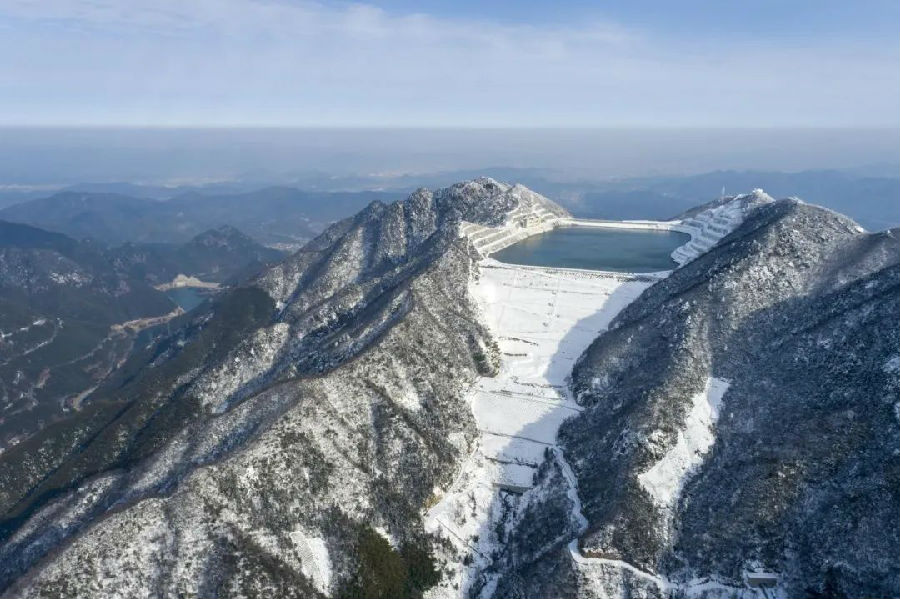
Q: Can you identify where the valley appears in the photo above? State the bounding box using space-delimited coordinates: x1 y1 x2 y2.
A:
425 261 654 597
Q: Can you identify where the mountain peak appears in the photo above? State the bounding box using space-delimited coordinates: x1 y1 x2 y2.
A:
743 188 774 202
430 177 566 229
190 224 254 247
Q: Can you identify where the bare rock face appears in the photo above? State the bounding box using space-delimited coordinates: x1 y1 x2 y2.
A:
0 178 549 598
492 200 900 598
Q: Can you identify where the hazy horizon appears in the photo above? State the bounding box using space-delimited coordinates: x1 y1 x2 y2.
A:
2 127 897 190
4 2 897 191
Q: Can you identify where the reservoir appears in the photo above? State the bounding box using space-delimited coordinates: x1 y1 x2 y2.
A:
165 287 210 312
491 226 690 272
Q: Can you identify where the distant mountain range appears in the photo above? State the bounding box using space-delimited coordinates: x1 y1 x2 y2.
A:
108 225 285 286
0 188 403 247
561 169 900 232
1 170 896 250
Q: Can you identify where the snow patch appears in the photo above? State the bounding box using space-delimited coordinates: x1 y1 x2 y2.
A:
289 530 331 594
671 191 774 265
190 322 290 412
638 377 730 510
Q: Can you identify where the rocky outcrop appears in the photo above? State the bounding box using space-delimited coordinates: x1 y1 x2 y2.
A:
492 200 900 598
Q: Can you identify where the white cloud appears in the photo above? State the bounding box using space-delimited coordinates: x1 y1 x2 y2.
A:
0 0 897 126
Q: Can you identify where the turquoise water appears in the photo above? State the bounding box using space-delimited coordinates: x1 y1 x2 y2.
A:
165 287 208 311
492 226 690 272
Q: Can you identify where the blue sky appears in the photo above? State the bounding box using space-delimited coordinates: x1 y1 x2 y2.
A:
1 0 897 127
370 0 899 39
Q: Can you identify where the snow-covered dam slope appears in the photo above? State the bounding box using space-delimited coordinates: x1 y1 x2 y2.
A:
425 260 656 597
471 261 657 492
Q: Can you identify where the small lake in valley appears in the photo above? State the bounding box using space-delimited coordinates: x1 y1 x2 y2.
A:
491 226 690 272
165 287 211 311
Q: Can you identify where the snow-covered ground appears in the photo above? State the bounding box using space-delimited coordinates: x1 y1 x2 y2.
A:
425 260 654 597
471 262 654 489
638 377 730 513
425 193 773 598
289 529 331 594
459 185 565 255
672 190 774 265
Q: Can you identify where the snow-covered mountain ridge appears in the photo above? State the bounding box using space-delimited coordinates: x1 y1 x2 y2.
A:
458 181 569 255
490 199 899 598
0 179 522 598
670 189 774 264
0 179 895 599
